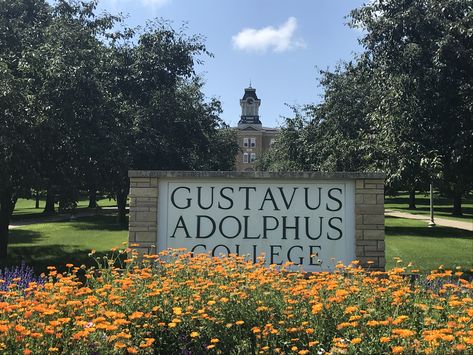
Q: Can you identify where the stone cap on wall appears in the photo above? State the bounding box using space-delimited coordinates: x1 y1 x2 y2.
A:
129 170 385 180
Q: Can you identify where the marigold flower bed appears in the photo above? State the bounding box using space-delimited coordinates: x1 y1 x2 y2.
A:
0 250 472 354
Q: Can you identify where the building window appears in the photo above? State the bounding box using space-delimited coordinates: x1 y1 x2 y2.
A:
243 138 249 147
250 137 256 147
243 153 249 163
250 153 256 162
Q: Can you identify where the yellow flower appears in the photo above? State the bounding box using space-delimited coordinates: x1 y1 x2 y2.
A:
190 331 199 338
168 322 177 328
210 338 219 343
236 320 244 325
351 338 362 344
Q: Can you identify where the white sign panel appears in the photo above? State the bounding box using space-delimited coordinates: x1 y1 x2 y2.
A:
158 179 355 271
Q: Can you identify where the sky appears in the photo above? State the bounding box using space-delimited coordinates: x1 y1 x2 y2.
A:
98 0 368 127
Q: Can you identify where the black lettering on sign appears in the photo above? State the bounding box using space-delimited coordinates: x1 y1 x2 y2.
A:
239 187 256 210
278 187 298 209
171 187 191 209
309 246 322 265
197 186 214 210
212 244 231 257
170 216 191 238
263 216 279 239
282 216 299 240
219 216 241 239
218 187 234 210
327 217 343 240
304 216 323 240
243 216 261 239
196 215 216 238
326 188 343 211
304 187 322 210
270 245 283 265
191 244 207 253
287 245 304 265
259 188 280 211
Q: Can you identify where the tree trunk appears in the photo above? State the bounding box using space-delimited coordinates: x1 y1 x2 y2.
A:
452 189 463 217
44 187 55 214
0 189 14 259
35 190 40 209
408 188 416 209
117 191 127 227
88 188 98 209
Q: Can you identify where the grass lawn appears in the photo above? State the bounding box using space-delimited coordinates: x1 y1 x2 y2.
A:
3 213 471 275
3 215 127 274
385 216 473 271
385 192 473 222
12 196 118 220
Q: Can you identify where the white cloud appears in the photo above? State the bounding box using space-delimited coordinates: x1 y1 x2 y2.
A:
232 17 306 53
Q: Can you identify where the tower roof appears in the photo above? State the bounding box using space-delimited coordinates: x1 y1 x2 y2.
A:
242 87 259 101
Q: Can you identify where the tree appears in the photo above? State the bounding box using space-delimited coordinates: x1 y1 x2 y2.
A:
350 0 473 215
103 22 238 224
1 0 239 257
0 0 51 257
260 62 379 174
263 0 472 215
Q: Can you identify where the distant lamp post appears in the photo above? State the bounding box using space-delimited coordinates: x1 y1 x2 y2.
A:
428 182 436 227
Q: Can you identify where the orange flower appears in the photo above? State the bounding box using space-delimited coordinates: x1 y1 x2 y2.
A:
392 346 404 353
114 342 126 349
351 338 362 344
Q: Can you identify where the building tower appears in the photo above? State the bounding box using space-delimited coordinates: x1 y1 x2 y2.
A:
239 86 262 127
235 86 278 171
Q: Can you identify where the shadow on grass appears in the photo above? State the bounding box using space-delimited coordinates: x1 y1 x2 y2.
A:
9 229 43 244
386 216 473 240
0 245 102 275
70 215 129 232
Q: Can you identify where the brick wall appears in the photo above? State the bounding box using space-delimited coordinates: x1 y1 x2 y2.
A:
354 179 385 270
129 177 159 256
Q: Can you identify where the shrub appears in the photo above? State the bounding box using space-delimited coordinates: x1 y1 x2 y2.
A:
0 249 472 354
0 262 44 292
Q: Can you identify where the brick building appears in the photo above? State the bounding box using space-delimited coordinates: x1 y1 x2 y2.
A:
234 86 278 171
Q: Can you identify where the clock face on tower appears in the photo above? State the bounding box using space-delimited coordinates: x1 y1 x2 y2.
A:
247 98 254 105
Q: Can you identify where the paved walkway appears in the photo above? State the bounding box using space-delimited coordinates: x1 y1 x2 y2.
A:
385 209 473 232
8 208 118 229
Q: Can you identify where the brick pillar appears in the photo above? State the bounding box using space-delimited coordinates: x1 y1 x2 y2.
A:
128 177 159 255
355 179 385 270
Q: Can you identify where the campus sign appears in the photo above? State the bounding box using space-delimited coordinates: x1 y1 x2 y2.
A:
129 171 386 271
158 180 355 270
